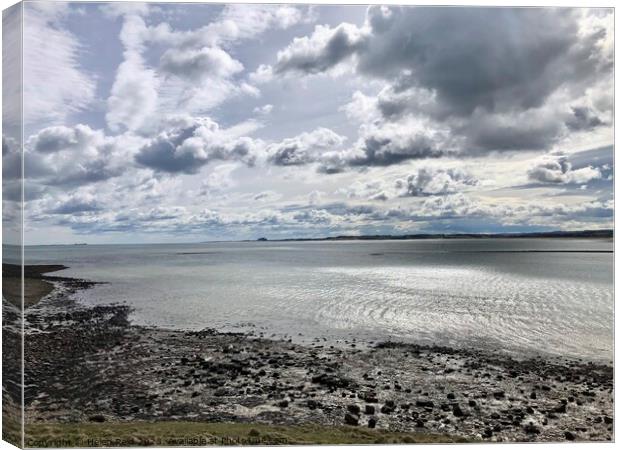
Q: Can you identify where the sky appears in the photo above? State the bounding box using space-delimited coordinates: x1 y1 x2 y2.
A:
1 2 614 245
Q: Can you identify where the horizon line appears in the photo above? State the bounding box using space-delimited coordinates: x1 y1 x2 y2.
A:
10 228 614 247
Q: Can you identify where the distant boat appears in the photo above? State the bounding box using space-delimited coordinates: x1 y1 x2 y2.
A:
73 243 88 246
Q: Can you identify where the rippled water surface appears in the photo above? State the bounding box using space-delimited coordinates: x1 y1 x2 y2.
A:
22 238 613 361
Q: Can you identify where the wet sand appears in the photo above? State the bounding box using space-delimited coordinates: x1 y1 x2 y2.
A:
4 265 614 444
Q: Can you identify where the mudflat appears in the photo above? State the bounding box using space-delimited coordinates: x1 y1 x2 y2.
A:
2 264 69 308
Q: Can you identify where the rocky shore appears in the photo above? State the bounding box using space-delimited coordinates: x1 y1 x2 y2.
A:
13 268 615 443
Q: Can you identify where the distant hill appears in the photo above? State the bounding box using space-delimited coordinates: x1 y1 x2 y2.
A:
257 229 613 242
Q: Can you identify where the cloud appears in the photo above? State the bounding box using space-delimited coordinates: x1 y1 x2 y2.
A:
269 6 613 163
347 121 449 167
22 124 135 188
106 14 159 133
159 46 243 82
253 191 282 202
199 163 238 196
29 124 104 153
340 180 389 201
396 167 478 197
135 117 262 174
47 192 102 215
565 106 606 131
274 23 366 75
527 151 602 184
253 104 274 115
275 7 610 117
105 4 313 131
462 109 565 152
219 4 309 38
267 128 346 166
340 166 478 201
23 3 96 126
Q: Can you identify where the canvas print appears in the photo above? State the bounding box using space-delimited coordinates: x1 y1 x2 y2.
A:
2 1 614 447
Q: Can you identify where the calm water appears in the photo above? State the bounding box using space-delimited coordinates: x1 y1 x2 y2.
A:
16 238 614 361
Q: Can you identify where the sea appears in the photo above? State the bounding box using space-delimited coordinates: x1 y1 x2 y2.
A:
11 238 614 362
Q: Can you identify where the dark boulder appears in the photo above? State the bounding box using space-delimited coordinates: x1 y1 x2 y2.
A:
344 413 359 426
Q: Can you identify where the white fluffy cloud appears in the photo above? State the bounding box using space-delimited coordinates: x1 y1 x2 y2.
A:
396 167 478 197
23 124 142 188
105 4 312 132
267 127 346 167
527 152 602 185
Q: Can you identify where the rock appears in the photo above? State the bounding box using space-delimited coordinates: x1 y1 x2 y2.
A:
530 392 537 400
345 413 359 426
368 417 377 428
415 400 434 408
311 373 352 389
278 400 289 408
468 400 477 407
365 405 375 415
307 400 319 410
347 404 361 415
493 391 505 400
359 392 379 403
524 422 540 434
380 404 395 414
452 404 465 417
447 393 456 400
415 419 425 428
565 431 576 441
88 415 106 422
483 428 493 438
555 403 567 414
604 416 613 424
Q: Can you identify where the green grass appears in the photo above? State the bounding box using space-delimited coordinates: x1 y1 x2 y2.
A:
24 422 469 447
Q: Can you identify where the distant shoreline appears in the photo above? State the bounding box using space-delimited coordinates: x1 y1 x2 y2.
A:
10 229 613 247
248 229 613 243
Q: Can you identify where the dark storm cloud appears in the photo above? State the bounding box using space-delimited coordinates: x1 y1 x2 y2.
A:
462 115 564 152
277 7 610 117
565 106 606 131
349 132 444 167
271 6 612 163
